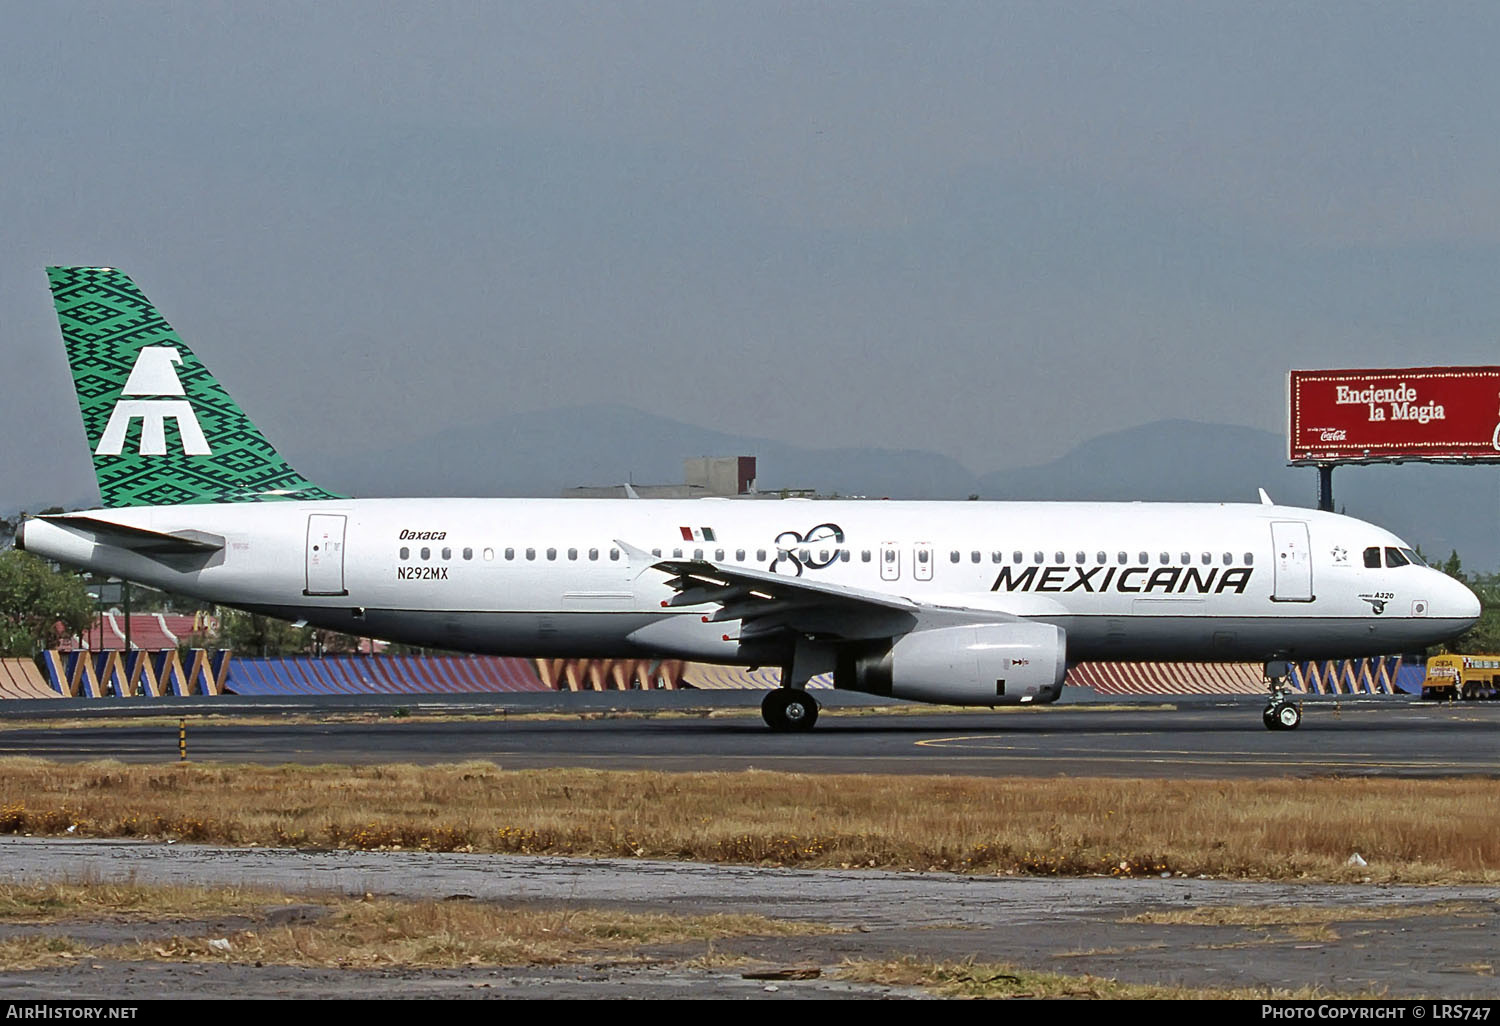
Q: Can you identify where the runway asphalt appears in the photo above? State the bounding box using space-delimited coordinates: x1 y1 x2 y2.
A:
0 690 1497 779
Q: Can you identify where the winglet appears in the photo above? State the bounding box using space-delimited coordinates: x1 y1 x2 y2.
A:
612 538 665 579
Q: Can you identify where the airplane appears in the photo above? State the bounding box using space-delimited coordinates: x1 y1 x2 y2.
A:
17 267 1482 731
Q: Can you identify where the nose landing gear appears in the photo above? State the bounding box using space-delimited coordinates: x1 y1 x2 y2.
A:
1262 658 1302 730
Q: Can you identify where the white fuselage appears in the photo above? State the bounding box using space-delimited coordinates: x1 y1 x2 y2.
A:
21 498 1480 674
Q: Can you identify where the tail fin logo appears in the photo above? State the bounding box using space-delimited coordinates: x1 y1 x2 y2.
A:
95 346 212 457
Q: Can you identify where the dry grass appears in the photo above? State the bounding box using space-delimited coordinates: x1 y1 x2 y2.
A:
837 956 1378 999
1126 903 1483 927
0 880 299 920
0 881 836 971
1 758 1498 881
118 900 832 969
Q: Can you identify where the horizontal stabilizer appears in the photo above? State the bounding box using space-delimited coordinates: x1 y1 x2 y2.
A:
41 515 225 555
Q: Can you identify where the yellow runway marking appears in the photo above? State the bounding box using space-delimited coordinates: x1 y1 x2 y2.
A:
912 735 1495 771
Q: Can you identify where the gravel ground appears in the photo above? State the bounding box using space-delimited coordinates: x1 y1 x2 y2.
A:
0 837 1495 999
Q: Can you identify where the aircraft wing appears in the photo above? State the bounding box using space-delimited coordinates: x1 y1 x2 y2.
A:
642 553 1025 643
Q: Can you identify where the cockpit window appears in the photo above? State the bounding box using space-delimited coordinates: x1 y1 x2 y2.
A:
1385 547 1409 568
1363 547 1381 569
1400 547 1425 567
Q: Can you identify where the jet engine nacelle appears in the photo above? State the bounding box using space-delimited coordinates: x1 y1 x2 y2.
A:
835 622 1067 705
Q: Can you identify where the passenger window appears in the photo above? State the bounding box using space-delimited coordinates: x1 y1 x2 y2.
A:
609 548 620 561
1201 552 1211 565
840 550 850 562
694 548 704 560
1075 551 1085 564
1013 551 1023 564
885 550 896 563
757 549 767 562
1138 552 1148 565
1117 552 1128 565
588 548 598 560
546 548 557 561
1222 552 1232 565
567 548 577 560
420 547 430 561
1180 552 1190 564
1385 547 1408 567
526 548 536 560
820 549 830 562
972 551 981 563
1054 551 1064 563
1096 551 1107 565
399 547 409 560
862 550 872 562
801 548 812 562
442 547 452 560
948 551 958 563
1033 551 1044 564
1159 552 1170 565
504 547 515 560
652 549 661 557
673 548 683 558
736 549 746 561
918 550 931 564
483 548 494 561
1244 553 1254 565
715 549 725 561
463 548 473 560
992 551 1002 563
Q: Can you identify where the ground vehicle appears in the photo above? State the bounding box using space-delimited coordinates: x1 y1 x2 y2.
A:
1421 653 1500 700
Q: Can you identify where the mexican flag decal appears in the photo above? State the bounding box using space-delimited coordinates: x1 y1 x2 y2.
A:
679 526 716 542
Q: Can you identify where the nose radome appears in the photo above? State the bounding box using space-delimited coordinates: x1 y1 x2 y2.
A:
1449 576 1482 625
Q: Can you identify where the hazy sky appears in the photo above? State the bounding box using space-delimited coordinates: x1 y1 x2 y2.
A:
4 2 1499 507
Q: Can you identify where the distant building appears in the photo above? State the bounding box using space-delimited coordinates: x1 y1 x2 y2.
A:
564 456 759 499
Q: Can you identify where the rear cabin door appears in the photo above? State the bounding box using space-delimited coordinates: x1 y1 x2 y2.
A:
913 542 934 581
305 514 348 596
1270 520 1313 602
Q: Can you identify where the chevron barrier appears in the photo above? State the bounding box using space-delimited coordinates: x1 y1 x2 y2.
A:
39 650 230 698
12 651 1424 699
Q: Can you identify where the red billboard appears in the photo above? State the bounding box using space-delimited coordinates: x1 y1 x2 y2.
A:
1288 367 1500 463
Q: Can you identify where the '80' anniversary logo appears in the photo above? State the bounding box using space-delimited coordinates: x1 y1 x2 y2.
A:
769 523 845 576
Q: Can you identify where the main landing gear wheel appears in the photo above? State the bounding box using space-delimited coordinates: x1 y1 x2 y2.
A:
762 688 819 732
1263 700 1302 731
1261 658 1302 731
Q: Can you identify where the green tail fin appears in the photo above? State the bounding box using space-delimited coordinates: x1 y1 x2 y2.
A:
46 266 343 507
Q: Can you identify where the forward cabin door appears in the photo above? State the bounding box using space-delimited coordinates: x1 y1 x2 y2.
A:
305 514 348 596
1270 521 1313 602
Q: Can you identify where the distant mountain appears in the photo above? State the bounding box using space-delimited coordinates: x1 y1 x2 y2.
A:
980 420 1497 571
979 420 1309 503
304 407 1498 571
305 403 979 501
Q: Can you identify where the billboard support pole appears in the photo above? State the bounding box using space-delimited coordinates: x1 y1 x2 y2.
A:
1316 464 1335 513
